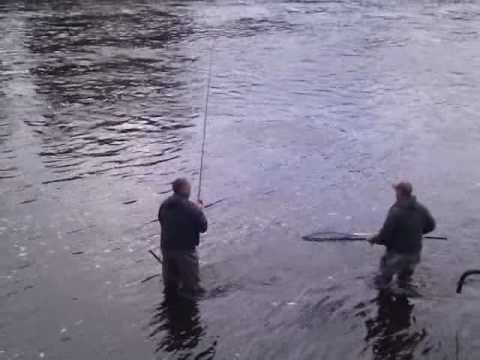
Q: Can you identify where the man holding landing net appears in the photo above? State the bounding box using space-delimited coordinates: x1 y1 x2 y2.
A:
369 182 436 288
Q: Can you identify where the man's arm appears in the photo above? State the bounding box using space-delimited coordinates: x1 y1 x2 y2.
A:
189 202 208 233
422 206 436 234
370 208 398 246
197 209 208 233
158 204 164 224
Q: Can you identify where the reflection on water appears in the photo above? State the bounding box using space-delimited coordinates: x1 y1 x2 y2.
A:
149 292 217 359
364 291 426 360
27 8 196 184
1 2 202 185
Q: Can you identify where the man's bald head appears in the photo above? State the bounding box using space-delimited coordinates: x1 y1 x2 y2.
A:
172 178 191 198
393 181 413 201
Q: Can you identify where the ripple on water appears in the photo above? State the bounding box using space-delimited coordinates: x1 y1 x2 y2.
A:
0 116 18 180
13 8 203 184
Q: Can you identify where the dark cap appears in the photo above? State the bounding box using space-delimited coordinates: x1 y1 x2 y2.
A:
393 181 413 196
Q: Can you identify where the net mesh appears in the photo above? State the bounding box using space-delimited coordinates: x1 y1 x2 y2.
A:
302 231 368 242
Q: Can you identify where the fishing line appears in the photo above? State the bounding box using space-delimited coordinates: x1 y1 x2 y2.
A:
197 41 215 201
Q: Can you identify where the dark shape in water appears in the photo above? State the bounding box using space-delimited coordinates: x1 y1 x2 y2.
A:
148 291 216 359
363 290 427 360
456 269 480 294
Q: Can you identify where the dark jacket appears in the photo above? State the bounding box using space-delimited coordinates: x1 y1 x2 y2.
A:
372 196 436 254
158 194 208 251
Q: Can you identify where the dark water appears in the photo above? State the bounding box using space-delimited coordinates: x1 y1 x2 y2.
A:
2 0 480 359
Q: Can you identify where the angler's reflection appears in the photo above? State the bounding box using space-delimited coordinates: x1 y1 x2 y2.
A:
148 291 216 358
364 291 426 360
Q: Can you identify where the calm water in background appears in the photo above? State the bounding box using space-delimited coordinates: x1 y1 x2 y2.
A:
2 0 480 359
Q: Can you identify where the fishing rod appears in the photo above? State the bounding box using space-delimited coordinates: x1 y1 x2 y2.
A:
149 249 163 264
197 41 215 202
148 43 216 266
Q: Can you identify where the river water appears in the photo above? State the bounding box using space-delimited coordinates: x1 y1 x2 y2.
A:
2 0 480 359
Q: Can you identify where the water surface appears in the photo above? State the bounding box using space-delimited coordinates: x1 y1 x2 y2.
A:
2 0 480 359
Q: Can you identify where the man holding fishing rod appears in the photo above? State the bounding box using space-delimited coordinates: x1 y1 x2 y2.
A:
158 178 208 298
369 182 436 288
155 44 213 299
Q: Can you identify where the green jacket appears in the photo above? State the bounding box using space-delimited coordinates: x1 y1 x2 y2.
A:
158 194 208 251
372 196 436 254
